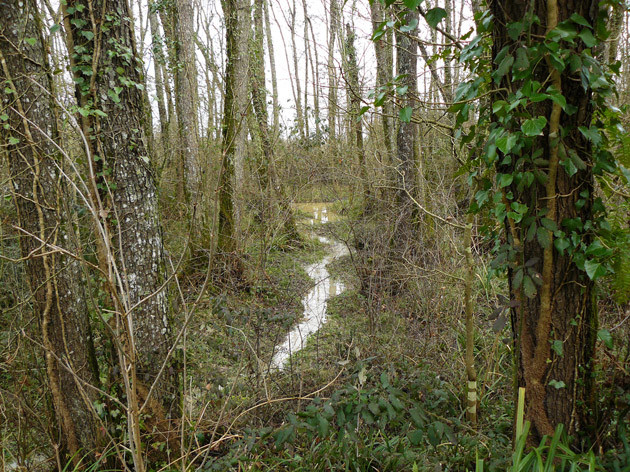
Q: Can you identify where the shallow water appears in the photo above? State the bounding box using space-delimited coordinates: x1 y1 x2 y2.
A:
270 206 347 369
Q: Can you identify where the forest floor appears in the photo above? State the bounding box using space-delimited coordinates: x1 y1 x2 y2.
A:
175 198 630 471
183 203 522 471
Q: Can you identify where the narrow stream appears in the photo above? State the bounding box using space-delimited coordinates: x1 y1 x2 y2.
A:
270 204 348 369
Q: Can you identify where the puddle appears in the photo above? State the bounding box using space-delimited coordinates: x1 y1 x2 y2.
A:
270 205 347 370
294 202 340 225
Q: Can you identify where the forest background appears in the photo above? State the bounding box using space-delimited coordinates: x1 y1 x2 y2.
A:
1 0 630 470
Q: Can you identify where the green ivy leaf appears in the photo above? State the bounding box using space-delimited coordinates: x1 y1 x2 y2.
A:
400 18 418 33
425 8 447 29
25 37 37 46
551 340 564 357
521 117 548 136
584 259 607 280
570 13 591 27
8 136 20 145
399 106 413 123
540 218 557 233
578 29 596 48
496 134 517 154
549 379 566 389
50 24 61 34
597 329 613 349
523 275 536 298
408 429 424 446
578 126 602 146
403 0 422 9
494 54 514 83
498 173 513 188
107 89 121 104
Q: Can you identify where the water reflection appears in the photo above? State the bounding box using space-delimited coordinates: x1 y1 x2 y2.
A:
271 206 347 370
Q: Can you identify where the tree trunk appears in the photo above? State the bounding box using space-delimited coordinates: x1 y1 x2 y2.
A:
263 0 280 137
0 0 98 462
289 0 304 140
250 0 301 244
148 1 170 157
370 0 395 157
395 7 418 211
63 1 178 462
306 16 322 140
490 0 598 443
343 22 371 209
174 0 201 201
218 0 250 261
302 0 310 139
327 0 339 141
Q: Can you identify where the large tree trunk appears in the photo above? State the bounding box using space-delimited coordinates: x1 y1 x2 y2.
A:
490 0 598 443
218 0 250 261
63 1 178 464
0 0 98 462
174 0 201 202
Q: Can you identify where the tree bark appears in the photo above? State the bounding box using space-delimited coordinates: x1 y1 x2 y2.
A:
148 1 170 157
370 0 395 158
218 0 250 260
63 0 178 457
327 0 339 141
289 0 304 140
174 0 201 201
490 0 598 443
0 0 98 461
395 7 418 211
263 0 280 137
343 22 371 209
306 16 322 140
250 0 300 243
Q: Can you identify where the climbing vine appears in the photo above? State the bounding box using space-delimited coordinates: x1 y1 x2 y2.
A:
448 3 630 301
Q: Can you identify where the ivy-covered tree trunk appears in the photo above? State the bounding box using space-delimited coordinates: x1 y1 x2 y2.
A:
0 0 98 461
489 0 599 443
63 0 177 438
